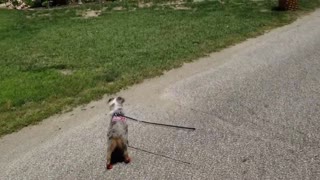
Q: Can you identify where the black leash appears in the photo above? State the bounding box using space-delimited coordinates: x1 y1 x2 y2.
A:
129 145 191 165
108 113 194 166
120 115 196 131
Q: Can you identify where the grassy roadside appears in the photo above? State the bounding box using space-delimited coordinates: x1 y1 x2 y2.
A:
1 0 320 136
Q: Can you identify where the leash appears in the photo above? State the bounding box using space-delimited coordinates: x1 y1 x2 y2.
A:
108 113 194 166
129 145 191 165
119 115 196 131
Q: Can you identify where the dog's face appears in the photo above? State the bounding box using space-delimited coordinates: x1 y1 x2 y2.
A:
108 97 125 111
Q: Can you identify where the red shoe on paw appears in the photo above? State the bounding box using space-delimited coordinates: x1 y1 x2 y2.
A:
106 164 113 170
124 157 131 164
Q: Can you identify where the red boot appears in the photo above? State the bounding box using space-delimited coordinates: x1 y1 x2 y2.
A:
124 157 131 164
106 163 113 170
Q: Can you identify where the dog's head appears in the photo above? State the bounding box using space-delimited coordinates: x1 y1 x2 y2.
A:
108 96 125 113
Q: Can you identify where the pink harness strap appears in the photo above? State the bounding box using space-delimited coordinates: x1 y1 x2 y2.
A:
112 116 126 122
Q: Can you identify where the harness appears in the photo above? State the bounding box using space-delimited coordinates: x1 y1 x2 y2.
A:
112 112 126 122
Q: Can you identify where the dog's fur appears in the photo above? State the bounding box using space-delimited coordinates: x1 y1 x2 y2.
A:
106 97 130 170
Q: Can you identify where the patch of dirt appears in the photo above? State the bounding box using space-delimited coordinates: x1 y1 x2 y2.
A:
58 69 73 76
102 7 108 11
156 0 191 10
138 2 153 8
160 0 184 6
0 3 6 8
1 1 29 9
217 0 225 4
112 6 125 11
136 0 191 10
38 13 51 17
82 10 101 18
260 9 270 13
173 5 191 10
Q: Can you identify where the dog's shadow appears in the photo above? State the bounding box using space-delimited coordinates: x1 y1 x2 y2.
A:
110 148 125 164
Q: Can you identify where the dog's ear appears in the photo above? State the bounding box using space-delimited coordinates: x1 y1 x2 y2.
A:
116 97 125 104
108 97 114 103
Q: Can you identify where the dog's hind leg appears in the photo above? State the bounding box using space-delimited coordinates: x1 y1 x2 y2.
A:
115 138 130 163
106 139 117 170
123 140 131 164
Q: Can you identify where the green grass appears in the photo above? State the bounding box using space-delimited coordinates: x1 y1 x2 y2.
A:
0 0 320 136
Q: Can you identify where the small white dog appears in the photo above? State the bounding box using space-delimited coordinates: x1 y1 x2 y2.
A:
106 97 130 170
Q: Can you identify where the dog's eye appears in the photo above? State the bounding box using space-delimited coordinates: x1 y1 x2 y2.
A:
110 103 115 108
116 97 125 104
108 97 114 103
